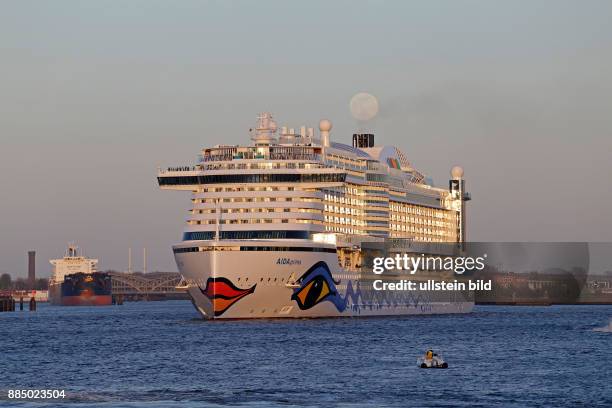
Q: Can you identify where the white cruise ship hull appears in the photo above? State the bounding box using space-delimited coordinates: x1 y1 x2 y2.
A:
174 240 474 319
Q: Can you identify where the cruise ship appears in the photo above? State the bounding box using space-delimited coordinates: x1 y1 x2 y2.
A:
158 113 472 319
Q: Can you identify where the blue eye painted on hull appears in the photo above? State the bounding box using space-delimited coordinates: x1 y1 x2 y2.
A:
291 261 347 312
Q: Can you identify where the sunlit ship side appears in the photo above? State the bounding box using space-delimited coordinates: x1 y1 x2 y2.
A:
158 113 472 319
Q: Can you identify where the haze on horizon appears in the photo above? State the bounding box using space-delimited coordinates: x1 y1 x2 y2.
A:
1 1 612 277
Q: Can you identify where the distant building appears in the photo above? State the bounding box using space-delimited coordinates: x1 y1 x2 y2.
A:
28 251 36 290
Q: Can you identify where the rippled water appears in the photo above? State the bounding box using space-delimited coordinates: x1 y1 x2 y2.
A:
1 301 611 407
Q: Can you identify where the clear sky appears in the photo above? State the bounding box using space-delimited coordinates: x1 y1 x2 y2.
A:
1 1 612 277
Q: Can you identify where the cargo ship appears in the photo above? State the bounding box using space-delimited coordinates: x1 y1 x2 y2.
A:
60 272 112 306
157 112 472 319
49 244 111 306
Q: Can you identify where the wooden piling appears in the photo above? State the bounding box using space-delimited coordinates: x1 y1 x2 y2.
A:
0 296 15 312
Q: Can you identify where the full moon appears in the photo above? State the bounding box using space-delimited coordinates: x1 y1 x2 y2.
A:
350 92 379 121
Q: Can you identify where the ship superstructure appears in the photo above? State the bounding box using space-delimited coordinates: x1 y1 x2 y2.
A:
158 113 472 319
49 244 98 286
49 244 110 306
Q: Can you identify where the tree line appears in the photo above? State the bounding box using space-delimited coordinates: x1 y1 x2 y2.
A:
0 273 48 290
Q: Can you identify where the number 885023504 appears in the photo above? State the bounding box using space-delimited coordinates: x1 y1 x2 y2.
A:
8 389 66 399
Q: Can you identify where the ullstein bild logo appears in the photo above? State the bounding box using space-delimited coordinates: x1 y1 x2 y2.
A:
372 254 488 275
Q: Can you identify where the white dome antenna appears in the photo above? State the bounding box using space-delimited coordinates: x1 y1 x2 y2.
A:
451 165 464 180
319 119 332 147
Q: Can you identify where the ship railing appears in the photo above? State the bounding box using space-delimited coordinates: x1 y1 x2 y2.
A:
201 154 322 162
269 153 321 161
159 166 199 174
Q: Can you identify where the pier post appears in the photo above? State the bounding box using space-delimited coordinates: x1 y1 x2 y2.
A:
29 296 37 311
0 296 15 312
20 297 24 311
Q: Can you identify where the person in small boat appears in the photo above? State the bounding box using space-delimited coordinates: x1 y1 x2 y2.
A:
425 349 434 360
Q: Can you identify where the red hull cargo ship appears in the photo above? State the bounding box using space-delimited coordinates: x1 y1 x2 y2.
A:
60 272 112 306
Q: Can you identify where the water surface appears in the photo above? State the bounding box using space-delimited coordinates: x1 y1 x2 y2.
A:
1 301 611 407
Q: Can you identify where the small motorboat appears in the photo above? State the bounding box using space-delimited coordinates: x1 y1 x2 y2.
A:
417 349 448 369
593 319 612 333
